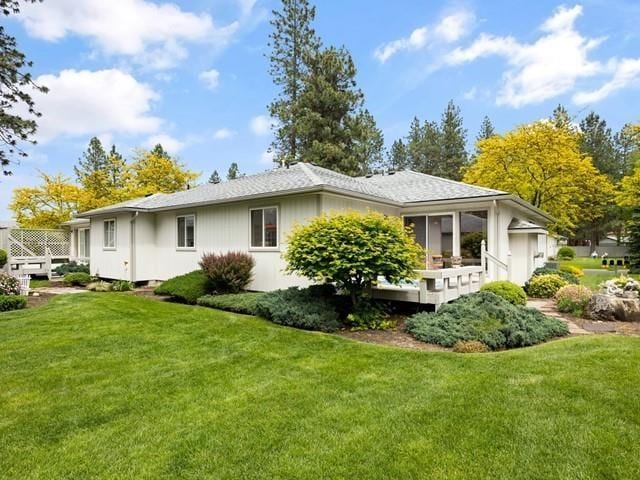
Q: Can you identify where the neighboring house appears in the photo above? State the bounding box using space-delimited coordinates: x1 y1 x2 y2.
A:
78 163 552 289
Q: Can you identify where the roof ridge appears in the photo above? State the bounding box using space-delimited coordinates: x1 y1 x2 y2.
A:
298 162 324 185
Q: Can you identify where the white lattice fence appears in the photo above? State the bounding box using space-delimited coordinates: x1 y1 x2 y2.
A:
8 229 70 258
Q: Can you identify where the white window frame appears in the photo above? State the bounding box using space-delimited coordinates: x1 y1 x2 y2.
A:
249 206 279 250
78 227 90 258
103 219 116 250
176 214 196 250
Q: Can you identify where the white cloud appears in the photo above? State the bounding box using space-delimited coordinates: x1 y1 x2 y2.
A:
374 10 474 63
199 69 221 90
28 69 161 142
213 128 236 140
250 115 272 136
144 134 184 154
445 5 606 107
462 86 477 100
18 0 239 69
573 58 640 105
237 0 258 17
260 150 275 165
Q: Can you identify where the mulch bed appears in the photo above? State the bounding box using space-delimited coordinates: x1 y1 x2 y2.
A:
338 318 449 351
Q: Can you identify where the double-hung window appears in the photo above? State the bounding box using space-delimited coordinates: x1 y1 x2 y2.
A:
78 228 90 257
177 214 196 249
250 207 278 248
103 219 116 249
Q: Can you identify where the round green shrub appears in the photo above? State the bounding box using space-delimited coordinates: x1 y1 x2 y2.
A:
557 246 576 260
528 267 579 285
0 249 7 268
63 272 92 287
480 281 527 305
0 295 27 312
554 285 592 316
405 291 568 350
154 270 211 304
526 274 568 298
452 340 489 353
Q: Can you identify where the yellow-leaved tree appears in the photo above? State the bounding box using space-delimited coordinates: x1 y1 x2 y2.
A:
618 164 640 207
125 145 199 197
463 121 615 234
10 173 84 229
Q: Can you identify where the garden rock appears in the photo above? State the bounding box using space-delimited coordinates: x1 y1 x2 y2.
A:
586 294 640 322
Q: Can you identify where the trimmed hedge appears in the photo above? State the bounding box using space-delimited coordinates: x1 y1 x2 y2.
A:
480 281 527 305
154 270 211 304
405 291 568 350
557 246 576 260
0 249 7 268
197 292 265 315
54 261 90 276
63 272 92 286
527 267 579 289
0 295 27 312
255 286 341 332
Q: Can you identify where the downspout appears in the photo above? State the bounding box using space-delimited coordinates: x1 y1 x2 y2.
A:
130 211 139 283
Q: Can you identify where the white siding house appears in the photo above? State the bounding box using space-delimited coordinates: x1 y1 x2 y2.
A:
79 163 553 291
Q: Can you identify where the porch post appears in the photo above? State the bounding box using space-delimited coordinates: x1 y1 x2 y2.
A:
452 212 460 257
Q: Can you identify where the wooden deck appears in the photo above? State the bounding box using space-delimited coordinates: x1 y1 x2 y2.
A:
372 266 485 309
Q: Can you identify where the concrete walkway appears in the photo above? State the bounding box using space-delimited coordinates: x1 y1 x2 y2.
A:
527 299 592 335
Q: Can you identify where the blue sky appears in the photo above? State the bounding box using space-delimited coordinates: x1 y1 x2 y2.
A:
2 0 640 219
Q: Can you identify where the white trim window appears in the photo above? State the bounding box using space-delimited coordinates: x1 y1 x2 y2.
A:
78 228 90 258
103 219 116 249
177 214 196 249
250 206 278 248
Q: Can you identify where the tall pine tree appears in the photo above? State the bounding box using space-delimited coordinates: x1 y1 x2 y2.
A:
227 163 240 180
268 0 320 166
551 104 574 131
387 139 409 170
437 100 467 180
476 116 495 143
579 112 620 180
209 170 221 184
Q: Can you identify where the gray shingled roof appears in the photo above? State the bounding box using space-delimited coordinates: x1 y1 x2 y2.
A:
80 163 507 216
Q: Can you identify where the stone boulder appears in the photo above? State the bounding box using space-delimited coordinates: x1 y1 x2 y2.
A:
586 294 640 322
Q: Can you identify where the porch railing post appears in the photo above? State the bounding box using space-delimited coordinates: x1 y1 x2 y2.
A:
480 240 487 284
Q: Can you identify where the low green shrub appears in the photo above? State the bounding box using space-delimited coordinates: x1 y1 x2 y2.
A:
559 264 584 277
0 249 7 268
346 299 394 330
480 281 527 305
256 286 341 332
54 261 90 276
405 291 568 350
197 292 265 315
557 246 576 260
526 274 568 298
63 272 92 287
554 285 592 316
0 273 20 295
453 340 489 353
154 270 211 304
0 295 27 312
531 267 579 284
199 251 255 293
112 280 133 292
87 281 112 292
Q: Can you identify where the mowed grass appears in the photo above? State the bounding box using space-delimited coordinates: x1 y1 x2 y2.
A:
1 294 640 479
560 257 627 271
578 270 640 290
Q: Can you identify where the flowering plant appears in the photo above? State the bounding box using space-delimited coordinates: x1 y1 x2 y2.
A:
600 276 640 297
0 273 21 296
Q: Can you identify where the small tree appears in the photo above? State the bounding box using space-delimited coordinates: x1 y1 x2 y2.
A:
285 211 423 305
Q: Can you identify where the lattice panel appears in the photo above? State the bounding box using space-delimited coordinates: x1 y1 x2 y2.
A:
9 229 71 257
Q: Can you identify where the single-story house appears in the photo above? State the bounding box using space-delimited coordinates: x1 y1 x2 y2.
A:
76 162 553 290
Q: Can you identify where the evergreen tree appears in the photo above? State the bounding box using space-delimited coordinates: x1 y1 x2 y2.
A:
551 104 573 131
421 120 441 175
75 137 108 181
387 139 409 170
295 46 379 176
476 116 495 143
1 0 47 176
579 112 620 180
614 123 640 177
209 170 221 184
437 100 467 180
627 206 640 274
227 162 240 180
150 143 170 159
268 0 321 166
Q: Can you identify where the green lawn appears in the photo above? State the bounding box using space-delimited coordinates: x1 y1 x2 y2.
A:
560 257 627 270
1 294 640 479
579 271 640 290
